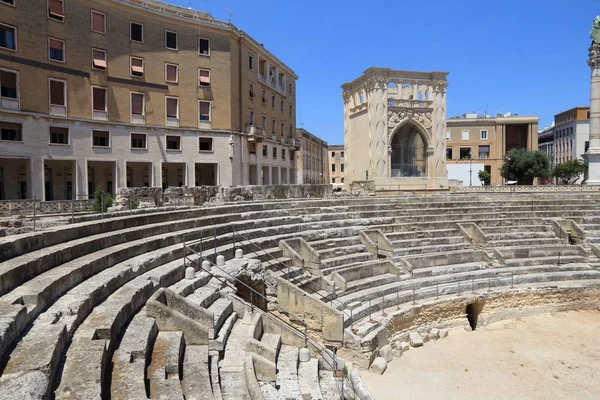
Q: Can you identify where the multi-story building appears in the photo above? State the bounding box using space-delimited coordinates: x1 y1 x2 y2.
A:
296 128 328 184
328 144 345 185
538 125 555 167
553 107 590 166
0 0 298 200
446 113 539 185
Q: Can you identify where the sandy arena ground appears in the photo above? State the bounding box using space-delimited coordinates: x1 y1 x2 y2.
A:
361 310 600 400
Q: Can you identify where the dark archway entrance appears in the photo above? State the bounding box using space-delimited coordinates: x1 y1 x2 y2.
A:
465 301 485 330
390 123 427 177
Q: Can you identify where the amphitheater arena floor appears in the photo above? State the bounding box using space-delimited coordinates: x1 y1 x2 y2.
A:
361 310 600 400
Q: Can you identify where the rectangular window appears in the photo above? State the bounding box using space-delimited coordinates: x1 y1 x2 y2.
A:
446 148 452 160
49 126 68 144
199 137 213 152
271 95 275 108
281 122 284 136
248 110 254 125
198 38 210 56
461 130 469 140
272 119 276 134
198 69 210 87
49 79 66 115
131 133 147 149
48 0 65 22
166 97 179 125
165 30 178 50
1 0 15 6
48 38 64 62
262 115 267 129
0 23 17 50
131 57 144 77
332 152 335 157
130 22 143 42
165 63 178 83
332 178 335 184
480 130 488 140
249 83 254 99
280 100 284 112
272 147 277 159
478 145 490 159
130 92 145 124
92 130 110 147
289 104 292 117
460 147 471 160
92 48 107 70
166 135 181 151
92 86 107 118
446 131 451 140
289 82 292 95
91 10 106 34
261 89 266 104
248 54 254 70
332 164 336 172
341 164 345 172
0 122 21 141
0 69 18 101
282 149 286 160
341 151 344 158
199 101 211 122
262 145 268 157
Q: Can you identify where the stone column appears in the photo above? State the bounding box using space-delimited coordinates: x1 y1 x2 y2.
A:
584 43 600 184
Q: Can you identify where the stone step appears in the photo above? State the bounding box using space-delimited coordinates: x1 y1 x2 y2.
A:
212 312 237 352
392 235 465 248
394 242 469 256
182 345 213 400
487 238 562 247
317 244 367 260
386 228 459 241
345 273 399 294
309 236 362 251
220 318 251 400
321 253 376 271
412 261 487 278
318 370 340 400
260 333 282 358
148 331 185 399
187 283 221 309
298 358 322 400
479 224 551 234
504 256 588 267
207 297 233 335
275 345 302 399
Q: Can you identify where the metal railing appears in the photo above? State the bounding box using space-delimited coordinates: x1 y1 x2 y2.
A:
182 236 310 347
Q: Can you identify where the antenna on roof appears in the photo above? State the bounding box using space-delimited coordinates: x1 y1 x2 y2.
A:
226 8 234 22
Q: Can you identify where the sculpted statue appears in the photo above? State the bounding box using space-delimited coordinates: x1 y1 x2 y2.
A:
592 15 600 44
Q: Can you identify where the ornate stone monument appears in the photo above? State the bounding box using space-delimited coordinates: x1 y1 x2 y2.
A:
341 68 449 190
584 16 600 184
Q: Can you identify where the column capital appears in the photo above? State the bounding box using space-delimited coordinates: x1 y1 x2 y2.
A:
588 43 600 68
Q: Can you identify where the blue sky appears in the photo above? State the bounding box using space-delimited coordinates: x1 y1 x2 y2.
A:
180 0 598 144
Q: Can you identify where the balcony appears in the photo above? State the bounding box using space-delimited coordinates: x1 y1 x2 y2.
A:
387 99 433 109
293 138 302 149
247 125 265 142
50 105 67 116
93 110 108 121
131 114 145 125
257 73 287 96
166 117 179 127
1 97 19 111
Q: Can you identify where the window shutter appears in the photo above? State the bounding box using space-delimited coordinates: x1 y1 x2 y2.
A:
93 50 107 68
166 98 178 117
50 81 64 105
131 94 143 114
167 65 177 82
49 0 64 17
92 12 105 33
93 88 106 111
199 70 210 85
49 39 63 50
131 58 143 74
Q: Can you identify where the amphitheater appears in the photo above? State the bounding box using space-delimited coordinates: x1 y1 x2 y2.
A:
1 188 600 399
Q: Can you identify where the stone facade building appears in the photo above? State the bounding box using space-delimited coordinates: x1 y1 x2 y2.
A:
328 144 345 184
538 125 555 167
341 67 449 190
0 0 298 200
296 128 328 184
553 107 590 166
446 114 539 186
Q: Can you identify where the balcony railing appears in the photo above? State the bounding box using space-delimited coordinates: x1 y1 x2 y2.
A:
1 97 19 111
131 114 145 125
258 74 287 96
247 125 265 142
166 117 179 127
50 105 67 116
93 110 108 121
387 99 433 109
293 138 302 149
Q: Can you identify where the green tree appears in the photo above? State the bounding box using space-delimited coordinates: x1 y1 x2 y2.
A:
478 170 491 186
500 149 551 185
552 159 586 185
92 186 113 213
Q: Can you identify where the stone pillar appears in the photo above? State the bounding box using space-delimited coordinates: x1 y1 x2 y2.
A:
30 157 44 200
584 42 600 184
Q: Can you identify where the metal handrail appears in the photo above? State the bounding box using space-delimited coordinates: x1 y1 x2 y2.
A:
182 241 310 345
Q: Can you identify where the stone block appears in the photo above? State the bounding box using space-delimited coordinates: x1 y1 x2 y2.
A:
409 332 423 347
392 349 402 358
378 344 393 363
439 329 449 338
369 357 387 375
430 328 440 340
400 342 410 352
